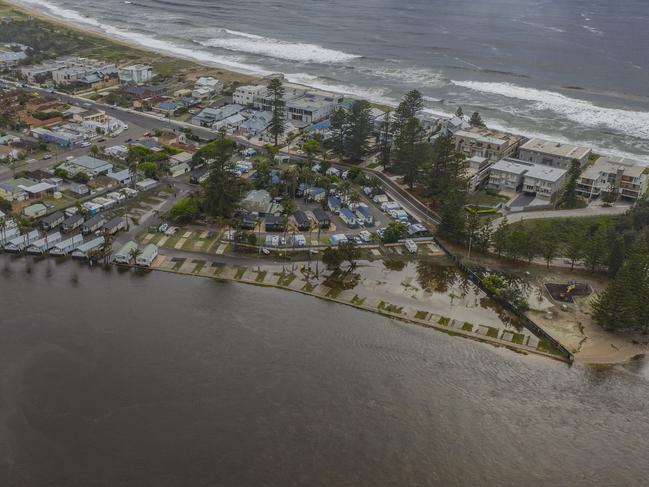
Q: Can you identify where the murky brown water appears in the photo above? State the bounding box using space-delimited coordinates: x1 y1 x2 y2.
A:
1 255 649 486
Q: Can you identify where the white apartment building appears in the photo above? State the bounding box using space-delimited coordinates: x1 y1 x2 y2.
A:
232 85 267 106
233 84 342 126
118 64 153 84
488 158 567 199
576 156 648 201
518 138 591 169
453 127 524 163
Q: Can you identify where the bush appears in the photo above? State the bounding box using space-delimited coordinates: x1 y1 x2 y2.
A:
168 196 199 224
0 196 12 213
382 221 408 243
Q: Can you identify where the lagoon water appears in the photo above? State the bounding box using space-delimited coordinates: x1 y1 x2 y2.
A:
1 255 649 485
11 0 649 158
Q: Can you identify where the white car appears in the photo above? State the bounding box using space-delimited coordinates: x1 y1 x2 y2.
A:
158 223 169 233
359 230 372 243
404 239 418 254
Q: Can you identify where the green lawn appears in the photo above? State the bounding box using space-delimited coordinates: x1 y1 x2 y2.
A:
466 190 509 207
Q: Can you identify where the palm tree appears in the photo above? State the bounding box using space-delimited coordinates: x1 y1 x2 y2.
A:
99 231 114 265
0 216 7 244
17 217 32 252
129 247 142 265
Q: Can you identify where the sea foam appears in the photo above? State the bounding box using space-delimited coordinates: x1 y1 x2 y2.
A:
452 80 649 140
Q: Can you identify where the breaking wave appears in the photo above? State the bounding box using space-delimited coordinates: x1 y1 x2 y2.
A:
198 32 361 64
451 81 649 140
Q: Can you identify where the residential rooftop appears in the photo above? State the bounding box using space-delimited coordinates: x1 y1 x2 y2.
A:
520 138 591 159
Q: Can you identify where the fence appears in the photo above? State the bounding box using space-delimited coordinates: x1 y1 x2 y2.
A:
433 236 574 363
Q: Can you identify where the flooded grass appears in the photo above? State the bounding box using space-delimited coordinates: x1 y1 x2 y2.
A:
415 310 429 320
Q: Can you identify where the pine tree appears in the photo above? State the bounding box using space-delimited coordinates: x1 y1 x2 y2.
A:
378 110 391 169
344 100 373 161
202 133 246 218
492 218 509 256
455 106 464 118
330 106 348 159
469 111 485 127
559 159 582 208
593 236 649 330
267 77 286 146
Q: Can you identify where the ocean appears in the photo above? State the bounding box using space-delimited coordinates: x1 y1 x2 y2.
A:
10 0 649 158
1 257 649 485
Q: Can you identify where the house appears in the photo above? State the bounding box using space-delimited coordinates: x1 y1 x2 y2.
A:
518 138 591 169
105 145 129 159
0 144 19 161
441 115 470 135
114 241 138 264
0 178 33 201
19 181 56 199
241 190 272 214
32 126 85 147
453 128 524 163
49 234 84 256
170 162 190 178
233 85 267 106
355 204 374 226
0 226 19 246
194 76 223 94
465 156 493 192
22 203 47 218
81 214 107 235
327 196 342 214
26 232 62 254
330 234 348 246
293 210 311 231
107 169 133 186
126 84 167 99
3 229 41 252
62 213 84 232
69 183 90 196
59 156 113 177
40 211 65 230
170 151 192 165
136 243 158 267
191 104 243 127
102 216 127 235
312 208 331 228
488 158 567 199
71 236 104 259
190 168 209 184
264 215 286 232
136 179 157 191
339 207 358 228
576 156 648 201
119 64 153 84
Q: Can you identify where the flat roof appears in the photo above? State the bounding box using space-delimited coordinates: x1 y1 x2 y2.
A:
520 138 590 159
493 158 566 182
72 156 112 170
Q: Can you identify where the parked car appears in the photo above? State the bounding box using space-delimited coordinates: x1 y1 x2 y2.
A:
359 230 372 243
405 239 418 254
